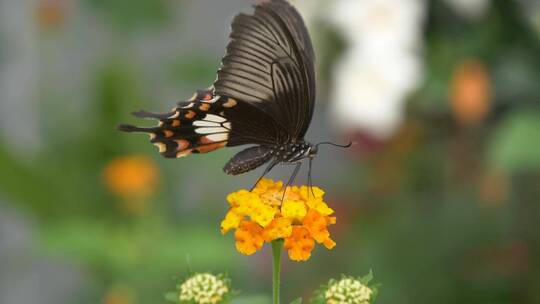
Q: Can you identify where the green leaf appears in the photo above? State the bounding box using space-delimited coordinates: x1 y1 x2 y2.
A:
489 111 540 172
290 298 302 304
360 270 374 285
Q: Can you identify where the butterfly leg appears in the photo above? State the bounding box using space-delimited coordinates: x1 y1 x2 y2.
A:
250 159 278 191
307 158 315 199
281 162 302 202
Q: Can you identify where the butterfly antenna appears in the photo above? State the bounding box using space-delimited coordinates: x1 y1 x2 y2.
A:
315 141 353 149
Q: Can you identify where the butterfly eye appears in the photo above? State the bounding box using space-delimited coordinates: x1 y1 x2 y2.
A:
309 146 318 157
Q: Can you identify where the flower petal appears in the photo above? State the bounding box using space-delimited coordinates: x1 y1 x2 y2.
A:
235 221 264 255
281 200 307 222
284 226 315 261
220 210 243 234
263 217 293 242
303 209 333 244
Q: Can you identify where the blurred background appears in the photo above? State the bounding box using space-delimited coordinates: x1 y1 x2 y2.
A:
1 0 539 303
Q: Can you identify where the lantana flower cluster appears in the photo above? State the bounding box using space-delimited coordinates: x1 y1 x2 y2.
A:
324 277 373 304
313 273 378 304
177 273 230 304
221 178 336 261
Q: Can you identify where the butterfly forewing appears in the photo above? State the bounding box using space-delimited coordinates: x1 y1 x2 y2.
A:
214 0 316 141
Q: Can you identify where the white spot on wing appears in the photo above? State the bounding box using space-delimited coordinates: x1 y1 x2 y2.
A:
193 114 227 127
195 127 229 134
204 95 220 104
207 133 229 142
154 143 166 153
204 114 226 123
193 120 219 127
181 103 194 109
168 111 180 119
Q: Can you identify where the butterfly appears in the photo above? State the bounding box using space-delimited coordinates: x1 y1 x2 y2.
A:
118 0 349 188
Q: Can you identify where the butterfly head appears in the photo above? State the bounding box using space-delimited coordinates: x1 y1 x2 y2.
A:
307 144 318 159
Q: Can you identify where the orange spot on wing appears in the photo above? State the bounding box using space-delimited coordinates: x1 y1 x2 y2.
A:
223 98 237 108
199 103 211 111
203 94 212 101
198 136 226 153
175 139 190 151
185 110 196 119
197 142 226 153
163 130 174 138
171 120 181 127
200 136 213 145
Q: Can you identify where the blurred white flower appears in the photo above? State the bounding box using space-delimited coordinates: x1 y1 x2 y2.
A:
444 0 491 20
329 0 424 51
327 0 426 139
332 49 422 138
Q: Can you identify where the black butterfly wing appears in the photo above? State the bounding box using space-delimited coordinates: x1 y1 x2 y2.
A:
214 0 316 141
118 0 315 168
118 89 283 158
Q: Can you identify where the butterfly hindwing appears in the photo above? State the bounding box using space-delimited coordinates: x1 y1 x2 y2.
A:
118 89 237 158
118 88 290 158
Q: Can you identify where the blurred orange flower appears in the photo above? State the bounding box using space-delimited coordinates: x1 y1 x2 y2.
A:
102 285 135 304
450 59 492 126
103 155 158 200
37 0 69 29
221 178 336 262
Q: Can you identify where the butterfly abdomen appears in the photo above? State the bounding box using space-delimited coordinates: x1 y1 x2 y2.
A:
223 146 274 175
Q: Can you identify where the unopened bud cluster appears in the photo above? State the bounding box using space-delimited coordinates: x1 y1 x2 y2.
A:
324 277 373 304
179 273 229 304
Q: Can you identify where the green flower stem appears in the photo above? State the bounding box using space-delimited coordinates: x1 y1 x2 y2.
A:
272 239 284 304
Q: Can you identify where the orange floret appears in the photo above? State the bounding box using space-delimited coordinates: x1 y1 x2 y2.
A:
263 217 293 242
284 226 315 261
235 221 265 255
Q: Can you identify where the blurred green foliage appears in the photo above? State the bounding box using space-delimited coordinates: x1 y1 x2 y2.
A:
489 112 540 172
86 0 172 31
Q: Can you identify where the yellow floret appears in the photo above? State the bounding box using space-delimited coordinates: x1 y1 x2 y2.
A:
281 200 307 222
220 210 243 234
